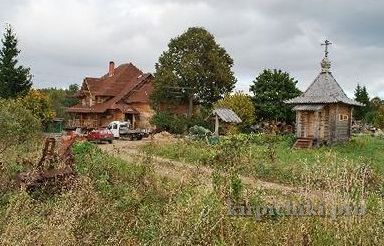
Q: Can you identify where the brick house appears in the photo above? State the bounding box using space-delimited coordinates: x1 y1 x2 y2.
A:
66 61 154 129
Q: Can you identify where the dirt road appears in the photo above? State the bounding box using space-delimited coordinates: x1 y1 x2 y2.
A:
99 138 346 204
98 139 312 199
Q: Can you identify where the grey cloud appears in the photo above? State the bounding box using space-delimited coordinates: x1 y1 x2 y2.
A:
0 0 383 98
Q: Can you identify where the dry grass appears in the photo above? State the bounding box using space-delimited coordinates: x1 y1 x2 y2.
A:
0 136 383 245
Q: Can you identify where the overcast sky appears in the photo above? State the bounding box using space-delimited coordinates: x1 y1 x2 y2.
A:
1 0 383 98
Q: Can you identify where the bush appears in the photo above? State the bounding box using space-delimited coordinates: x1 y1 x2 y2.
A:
0 99 41 155
150 111 213 134
150 112 187 134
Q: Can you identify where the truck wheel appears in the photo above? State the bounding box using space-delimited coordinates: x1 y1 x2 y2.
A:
137 135 142 140
108 140 113 144
128 135 133 141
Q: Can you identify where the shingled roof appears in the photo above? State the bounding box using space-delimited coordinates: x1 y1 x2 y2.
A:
212 108 242 123
83 63 144 97
67 62 153 114
286 57 362 106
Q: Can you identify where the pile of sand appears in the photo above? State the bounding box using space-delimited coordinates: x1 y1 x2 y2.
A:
152 131 175 141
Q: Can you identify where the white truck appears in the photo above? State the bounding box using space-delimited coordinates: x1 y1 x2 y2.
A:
107 121 143 140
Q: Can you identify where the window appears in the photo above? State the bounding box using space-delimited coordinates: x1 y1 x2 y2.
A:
96 97 104 104
339 114 349 121
113 124 118 129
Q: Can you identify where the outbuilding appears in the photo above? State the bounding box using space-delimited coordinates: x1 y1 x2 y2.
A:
286 41 362 148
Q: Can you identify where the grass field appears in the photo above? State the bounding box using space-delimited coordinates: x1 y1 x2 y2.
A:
0 134 383 245
141 134 384 187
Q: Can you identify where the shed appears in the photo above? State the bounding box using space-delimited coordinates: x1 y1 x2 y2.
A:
211 108 242 136
285 41 362 148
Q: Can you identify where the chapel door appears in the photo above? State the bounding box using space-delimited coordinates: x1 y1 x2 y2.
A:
300 111 315 138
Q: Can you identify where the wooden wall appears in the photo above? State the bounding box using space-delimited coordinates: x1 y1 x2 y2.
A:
328 103 352 143
294 103 352 144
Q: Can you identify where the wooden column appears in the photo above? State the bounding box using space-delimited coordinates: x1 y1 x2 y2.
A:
296 111 301 138
314 111 319 145
334 104 339 143
214 114 219 136
349 107 353 138
132 114 136 129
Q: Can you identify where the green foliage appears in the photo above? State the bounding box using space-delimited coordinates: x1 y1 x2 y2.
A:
353 84 370 121
150 112 188 134
0 25 32 99
1 135 384 244
229 174 243 201
151 27 236 108
39 84 80 118
215 91 255 131
250 69 301 122
143 134 384 188
0 99 41 154
18 89 55 124
150 110 212 134
365 97 384 128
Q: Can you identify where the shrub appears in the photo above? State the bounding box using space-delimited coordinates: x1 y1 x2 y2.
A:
18 89 55 124
0 99 41 155
150 112 187 134
150 111 213 134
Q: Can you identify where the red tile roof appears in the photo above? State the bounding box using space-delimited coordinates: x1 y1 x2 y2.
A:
67 63 153 114
84 63 144 96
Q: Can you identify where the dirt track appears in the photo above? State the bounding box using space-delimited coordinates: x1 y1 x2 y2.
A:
99 139 347 204
98 139 323 201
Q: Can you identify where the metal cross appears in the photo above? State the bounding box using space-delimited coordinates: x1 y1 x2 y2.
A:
321 40 332 57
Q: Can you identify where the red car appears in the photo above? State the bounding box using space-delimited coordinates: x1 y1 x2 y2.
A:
87 128 114 144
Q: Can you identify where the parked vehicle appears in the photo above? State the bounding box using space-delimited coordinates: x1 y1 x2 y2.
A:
107 121 143 140
87 128 114 144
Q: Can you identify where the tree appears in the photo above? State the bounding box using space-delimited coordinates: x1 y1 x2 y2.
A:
353 84 370 121
0 25 32 99
366 97 384 126
151 27 236 115
0 99 40 154
250 69 301 123
215 91 255 130
19 89 55 124
40 84 79 118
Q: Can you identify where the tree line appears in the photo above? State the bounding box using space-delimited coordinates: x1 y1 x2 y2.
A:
1 25 383 133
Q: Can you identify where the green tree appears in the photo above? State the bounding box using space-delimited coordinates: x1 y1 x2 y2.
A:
0 99 40 154
366 97 384 126
215 91 255 130
250 69 301 123
40 84 79 118
353 84 370 121
0 25 32 99
151 27 236 113
19 89 55 124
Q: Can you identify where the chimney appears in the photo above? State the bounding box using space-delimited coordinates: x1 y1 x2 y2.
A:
108 61 115 77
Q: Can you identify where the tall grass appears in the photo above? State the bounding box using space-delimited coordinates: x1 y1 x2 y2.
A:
0 138 383 245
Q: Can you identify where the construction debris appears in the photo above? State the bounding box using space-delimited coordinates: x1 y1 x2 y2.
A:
18 134 78 194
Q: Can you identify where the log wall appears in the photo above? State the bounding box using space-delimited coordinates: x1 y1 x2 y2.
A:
294 103 352 144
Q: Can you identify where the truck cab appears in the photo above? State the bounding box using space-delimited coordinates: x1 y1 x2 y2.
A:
107 121 143 140
107 121 130 138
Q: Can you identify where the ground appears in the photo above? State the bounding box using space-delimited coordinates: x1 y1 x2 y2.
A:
1 134 383 245
99 138 297 196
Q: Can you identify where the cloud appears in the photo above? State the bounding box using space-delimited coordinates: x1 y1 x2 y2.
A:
0 0 383 98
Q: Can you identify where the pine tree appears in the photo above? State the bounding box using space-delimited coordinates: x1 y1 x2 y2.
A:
354 84 370 120
0 25 32 99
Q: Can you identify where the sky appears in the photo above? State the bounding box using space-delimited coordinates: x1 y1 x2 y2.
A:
1 0 384 98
